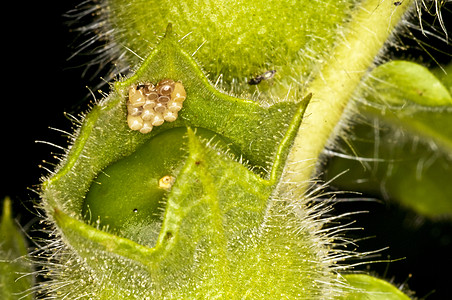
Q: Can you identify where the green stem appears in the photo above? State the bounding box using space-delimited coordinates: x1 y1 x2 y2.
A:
285 0 414 189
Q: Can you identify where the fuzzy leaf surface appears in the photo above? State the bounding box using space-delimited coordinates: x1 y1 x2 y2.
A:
36 0 421 298
104 0 356 98
51 129 332 298
41 27 302 216
40 24 319 298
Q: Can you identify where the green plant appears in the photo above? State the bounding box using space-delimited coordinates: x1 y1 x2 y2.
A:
1 0 451 299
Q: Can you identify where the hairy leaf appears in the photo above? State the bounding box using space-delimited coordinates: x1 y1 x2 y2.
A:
42 27 304 216
50 128 334 298
33 0 422 298
326 60 452 218
40 25 319 298
106 0 354 95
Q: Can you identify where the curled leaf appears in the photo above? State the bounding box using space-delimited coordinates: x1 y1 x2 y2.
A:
326 60 452 218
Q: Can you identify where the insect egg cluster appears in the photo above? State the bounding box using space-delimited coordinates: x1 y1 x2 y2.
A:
126 79 186 133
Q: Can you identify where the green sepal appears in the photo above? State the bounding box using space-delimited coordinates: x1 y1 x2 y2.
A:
341 274 411 300
41 24 316 298
51 127 329 298
82 127 238 247
42 25 305 217
0 197 33 300
114 24 304 176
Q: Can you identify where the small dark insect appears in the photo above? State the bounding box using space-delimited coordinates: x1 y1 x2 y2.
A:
248 70 277 85
393 1 402 6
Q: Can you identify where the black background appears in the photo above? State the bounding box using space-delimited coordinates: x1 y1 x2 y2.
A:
1 1 451 299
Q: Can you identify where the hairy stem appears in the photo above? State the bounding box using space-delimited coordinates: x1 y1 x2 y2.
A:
286 0 414 189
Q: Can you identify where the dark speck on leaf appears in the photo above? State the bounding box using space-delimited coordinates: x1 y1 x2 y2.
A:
248 70 276 85
165 231 173 240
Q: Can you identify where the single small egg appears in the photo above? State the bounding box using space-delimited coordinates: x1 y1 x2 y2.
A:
171 82 186 102
163 110 178 122
141 108 156 121
154 103 167 113
139 121 153 134
146 91 159 101
143 100 156 109
167 100 183 112
127 104 143 116
128 85 146 107
151 113 164 126
158 175 175 190
127 115 143 131
156 79 175 96
157 95 170 103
